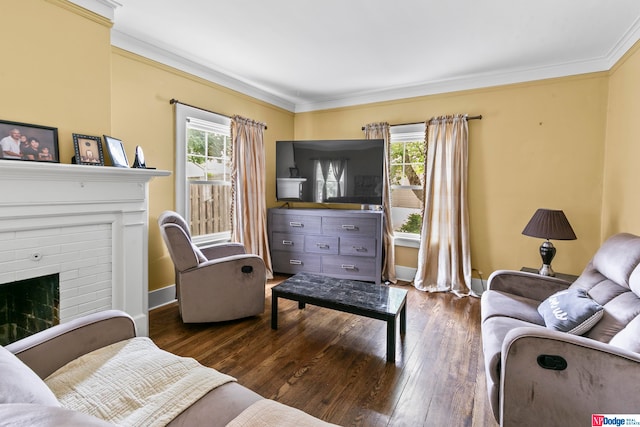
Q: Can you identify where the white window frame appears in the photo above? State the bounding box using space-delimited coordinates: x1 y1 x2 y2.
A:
390 123 426 248
175 103 232 246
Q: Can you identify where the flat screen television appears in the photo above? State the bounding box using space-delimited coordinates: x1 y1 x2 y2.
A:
275 139 385 206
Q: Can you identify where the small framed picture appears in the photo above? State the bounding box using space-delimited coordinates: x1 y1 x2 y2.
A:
0 119 59 162
104 135 129 168
72 134 104 166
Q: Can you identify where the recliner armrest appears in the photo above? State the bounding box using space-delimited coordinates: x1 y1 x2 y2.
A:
500 326 640 426
5 310 136 379
200 242 247 260
488 270 571 301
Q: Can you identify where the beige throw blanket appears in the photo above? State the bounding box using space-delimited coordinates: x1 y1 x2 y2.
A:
226 399 340 427
45 337 235 427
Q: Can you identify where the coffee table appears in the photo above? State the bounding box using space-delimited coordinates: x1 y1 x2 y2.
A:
271 272 408 362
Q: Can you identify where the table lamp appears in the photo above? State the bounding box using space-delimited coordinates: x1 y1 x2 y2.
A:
522 208 577 276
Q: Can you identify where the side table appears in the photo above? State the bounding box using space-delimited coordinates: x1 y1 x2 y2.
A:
520 267 579 283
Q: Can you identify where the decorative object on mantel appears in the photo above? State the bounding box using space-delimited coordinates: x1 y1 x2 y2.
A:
72 134 104 166
522 208 577 276
0 119 59 163
132 145 146 168
103 135 129 168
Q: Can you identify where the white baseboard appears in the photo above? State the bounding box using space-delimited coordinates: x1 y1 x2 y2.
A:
148 284 176 310
394 265 417 283
148 269 488 309
394 265 487 296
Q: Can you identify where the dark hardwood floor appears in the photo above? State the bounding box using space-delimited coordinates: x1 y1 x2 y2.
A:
149 275 498 427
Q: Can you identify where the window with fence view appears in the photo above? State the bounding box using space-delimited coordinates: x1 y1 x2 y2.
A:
390 124 425 237
186 118 232 240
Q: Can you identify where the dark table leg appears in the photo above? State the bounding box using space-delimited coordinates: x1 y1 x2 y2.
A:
298 301 306 309
400 303 407 335
271 292 279 330
386 317 396 363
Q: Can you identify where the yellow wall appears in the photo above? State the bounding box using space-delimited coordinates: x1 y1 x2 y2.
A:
6 1 640 292
0 0 112 161
295 76 609 276
602 43 640 238
110 49 294 290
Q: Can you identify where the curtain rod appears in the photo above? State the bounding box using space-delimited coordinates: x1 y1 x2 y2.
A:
169 98 267 129
361 115 482 130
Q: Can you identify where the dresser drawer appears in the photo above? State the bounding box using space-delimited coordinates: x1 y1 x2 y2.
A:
272 252 321 274
270 213 321 234
322 216 378 237
321 255 377 279
339 237 377 257
271 233 305 252
304 235 339 255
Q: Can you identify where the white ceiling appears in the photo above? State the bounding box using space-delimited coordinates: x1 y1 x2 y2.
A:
109 0 640 112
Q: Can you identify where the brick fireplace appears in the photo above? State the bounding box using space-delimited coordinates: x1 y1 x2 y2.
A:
0 160 169 337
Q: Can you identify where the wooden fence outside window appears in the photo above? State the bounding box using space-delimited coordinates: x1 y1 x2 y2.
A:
189 182 232 237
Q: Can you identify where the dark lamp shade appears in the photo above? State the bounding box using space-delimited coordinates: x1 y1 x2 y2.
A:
522 209 577 241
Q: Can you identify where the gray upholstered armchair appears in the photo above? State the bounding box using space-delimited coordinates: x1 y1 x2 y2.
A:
158 210 266 323
481 233 640 427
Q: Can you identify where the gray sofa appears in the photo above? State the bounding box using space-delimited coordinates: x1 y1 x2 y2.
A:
481 232 640 427
0 310 335 426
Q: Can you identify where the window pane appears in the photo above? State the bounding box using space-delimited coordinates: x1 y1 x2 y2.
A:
391 188 423 233
207 133 225 158
187 129 206 156
188 182 232 237
186 125 232 238
390 130 425 237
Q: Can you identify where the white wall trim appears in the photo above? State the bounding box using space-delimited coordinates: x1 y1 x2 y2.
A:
110 30 296 112
67 0 121 22
111 24 640 114
148 284 177 310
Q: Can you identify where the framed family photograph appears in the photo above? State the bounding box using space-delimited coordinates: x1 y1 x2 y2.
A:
73 134 104 166
0 119 59 162
104 135 129 168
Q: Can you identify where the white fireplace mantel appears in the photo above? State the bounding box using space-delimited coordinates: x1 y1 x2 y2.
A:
0 160 170 336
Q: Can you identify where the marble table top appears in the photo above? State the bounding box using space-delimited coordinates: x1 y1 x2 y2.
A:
272 272 407 316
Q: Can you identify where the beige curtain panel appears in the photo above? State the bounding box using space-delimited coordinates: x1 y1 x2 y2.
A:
364 122 397 284
414 115 471 296
231 115 273 279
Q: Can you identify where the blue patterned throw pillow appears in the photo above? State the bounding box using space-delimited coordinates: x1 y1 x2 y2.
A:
538 288 604 335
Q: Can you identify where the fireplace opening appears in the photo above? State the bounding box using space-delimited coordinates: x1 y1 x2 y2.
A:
0 273 60 346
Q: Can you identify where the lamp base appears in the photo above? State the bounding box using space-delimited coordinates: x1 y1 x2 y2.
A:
539 264 555 277
538 240 557 277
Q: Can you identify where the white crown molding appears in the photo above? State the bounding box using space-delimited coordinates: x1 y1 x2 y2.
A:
67 0 121 21
110 30 296 112
294 57 613 113
292 16 638 112
108 15 639 114
604 15 640 68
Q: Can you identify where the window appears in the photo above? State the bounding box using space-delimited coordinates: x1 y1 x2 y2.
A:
175 104 232 245
389 123 425 245
313 159 347 202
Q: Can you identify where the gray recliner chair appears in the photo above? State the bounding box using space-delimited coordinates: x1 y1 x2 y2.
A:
481 233 640 427
158 210 266 323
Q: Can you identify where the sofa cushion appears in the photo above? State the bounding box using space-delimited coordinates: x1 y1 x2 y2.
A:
538 288 604 335
0 346 59 406
481 290 545 325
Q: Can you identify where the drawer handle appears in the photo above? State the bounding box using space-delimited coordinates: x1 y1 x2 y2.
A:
341 264 356 270
282 240 293 246
316 243 330 249
341 224 357 230
289 259 302 265
352 246 367 252
289 221 303 227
